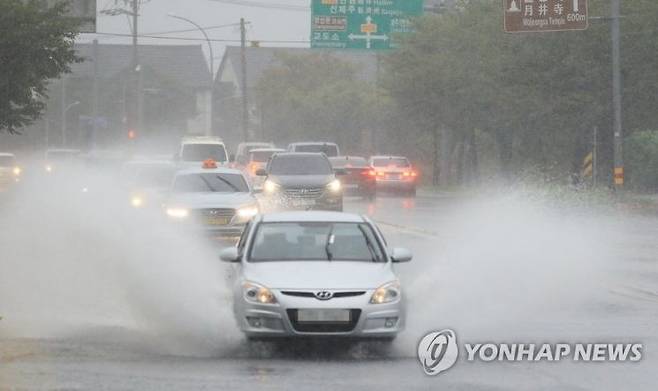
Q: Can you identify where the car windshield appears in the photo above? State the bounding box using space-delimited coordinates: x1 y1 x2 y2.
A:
134 166 174 188
269 155 332 175
330 157 368 169
250 150 278 163
46 151 79 161
372 158 410 168
294 144 339 157
172 173 248 193
241 144 272 155
249 222 384 262
181 144 227 162
0 156 16 166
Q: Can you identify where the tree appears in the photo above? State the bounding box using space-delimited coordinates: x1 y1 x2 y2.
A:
254 52 384 152
0 0 81 134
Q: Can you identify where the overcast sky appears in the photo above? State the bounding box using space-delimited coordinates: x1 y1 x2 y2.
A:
78 0 312 73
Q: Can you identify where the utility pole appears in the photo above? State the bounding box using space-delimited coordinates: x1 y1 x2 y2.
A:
240 18 249 141
61 77 67 147
611 0 624 189
92 39 99 150
593 126 598 188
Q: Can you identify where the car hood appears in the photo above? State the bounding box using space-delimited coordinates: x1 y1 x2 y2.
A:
242 261 395 290
166 192 256 208
267 174 334 188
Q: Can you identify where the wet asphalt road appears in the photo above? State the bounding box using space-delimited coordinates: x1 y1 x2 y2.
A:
1 190 658 390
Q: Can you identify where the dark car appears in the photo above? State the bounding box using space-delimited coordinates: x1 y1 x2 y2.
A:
329 156 376 200
257 152 343 211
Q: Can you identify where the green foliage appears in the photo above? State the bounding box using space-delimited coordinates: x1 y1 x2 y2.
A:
384 0 658 185
626 131 658 192
254 52 383 151
0 0 81 133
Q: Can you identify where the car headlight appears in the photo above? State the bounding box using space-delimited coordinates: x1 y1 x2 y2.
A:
327 179 341 193
370 281 401 304
166 207 189 218
263 180 279 194
12 167 21 176
243 281 277 305
131 195 144 208
45 165 53 173
237 205 259 219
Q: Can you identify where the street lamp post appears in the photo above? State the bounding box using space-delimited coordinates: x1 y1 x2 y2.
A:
168 13 214 136
62 101 80 147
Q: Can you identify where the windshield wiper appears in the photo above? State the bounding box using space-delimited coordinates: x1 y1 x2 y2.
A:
325 225 335 261
358 225 380 263
213 175 241 192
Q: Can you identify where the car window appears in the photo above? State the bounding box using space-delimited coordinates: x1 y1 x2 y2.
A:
134 166 174 188
329 157 368 168
294 144 339 157
172 173 249 193
181 144 227 162
269 155 332 175
249 222 384 262
372 158 410 168
250 150 278 163
0 156 16 166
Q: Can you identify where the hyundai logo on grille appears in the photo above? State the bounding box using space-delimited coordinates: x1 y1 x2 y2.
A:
300 188 309 194
314 290 333 300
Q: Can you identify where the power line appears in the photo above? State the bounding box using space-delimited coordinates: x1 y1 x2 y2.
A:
92 31 310 44
142 22 244 36
208 0 310 12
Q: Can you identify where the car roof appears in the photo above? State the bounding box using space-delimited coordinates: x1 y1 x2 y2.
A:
181 136 224 145
329 155 366 161
0 152 16 157
174 166 245 176
239 142 273 147
370 155 408 160
260 211 365 223
289 142 338 146
272 152 326 158
46 148 81 153
249 148 285 153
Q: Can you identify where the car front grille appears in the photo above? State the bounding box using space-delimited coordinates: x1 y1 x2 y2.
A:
195 208 235 217
281 291 366 299
282 187 325 199
287 309 361 333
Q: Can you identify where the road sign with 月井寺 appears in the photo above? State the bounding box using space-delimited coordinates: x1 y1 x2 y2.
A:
311 0 424 50
504 0 588 33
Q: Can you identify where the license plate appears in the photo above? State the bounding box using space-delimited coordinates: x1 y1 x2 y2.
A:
297 309 351 322
291 198 315 207
205 216 230 225
387 174 400 180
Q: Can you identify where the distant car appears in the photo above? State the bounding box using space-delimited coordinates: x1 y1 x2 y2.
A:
329 156 376 200
220 211 411 341
44 148 82 173
233 142 276 167
120 160 176 209
163 161 259 236
175 137 229 168
286 142 340 157
369 156 418 196
243 148 285 188
257 152 343 212
0 153 21 191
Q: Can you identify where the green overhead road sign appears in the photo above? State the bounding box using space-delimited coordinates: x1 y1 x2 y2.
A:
311 0 424 50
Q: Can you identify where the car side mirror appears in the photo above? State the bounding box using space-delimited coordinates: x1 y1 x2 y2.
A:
219 247 241 263
255 168 268 176
390 247 412 263
334 168 348 176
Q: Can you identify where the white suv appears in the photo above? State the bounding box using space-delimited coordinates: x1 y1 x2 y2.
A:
176 137 229 166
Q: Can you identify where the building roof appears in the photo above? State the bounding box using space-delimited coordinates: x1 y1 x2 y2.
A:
70 43 210 90
216 46 379 92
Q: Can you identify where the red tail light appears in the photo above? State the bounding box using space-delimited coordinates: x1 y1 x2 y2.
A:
365 169 377 176
403 170 418 177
